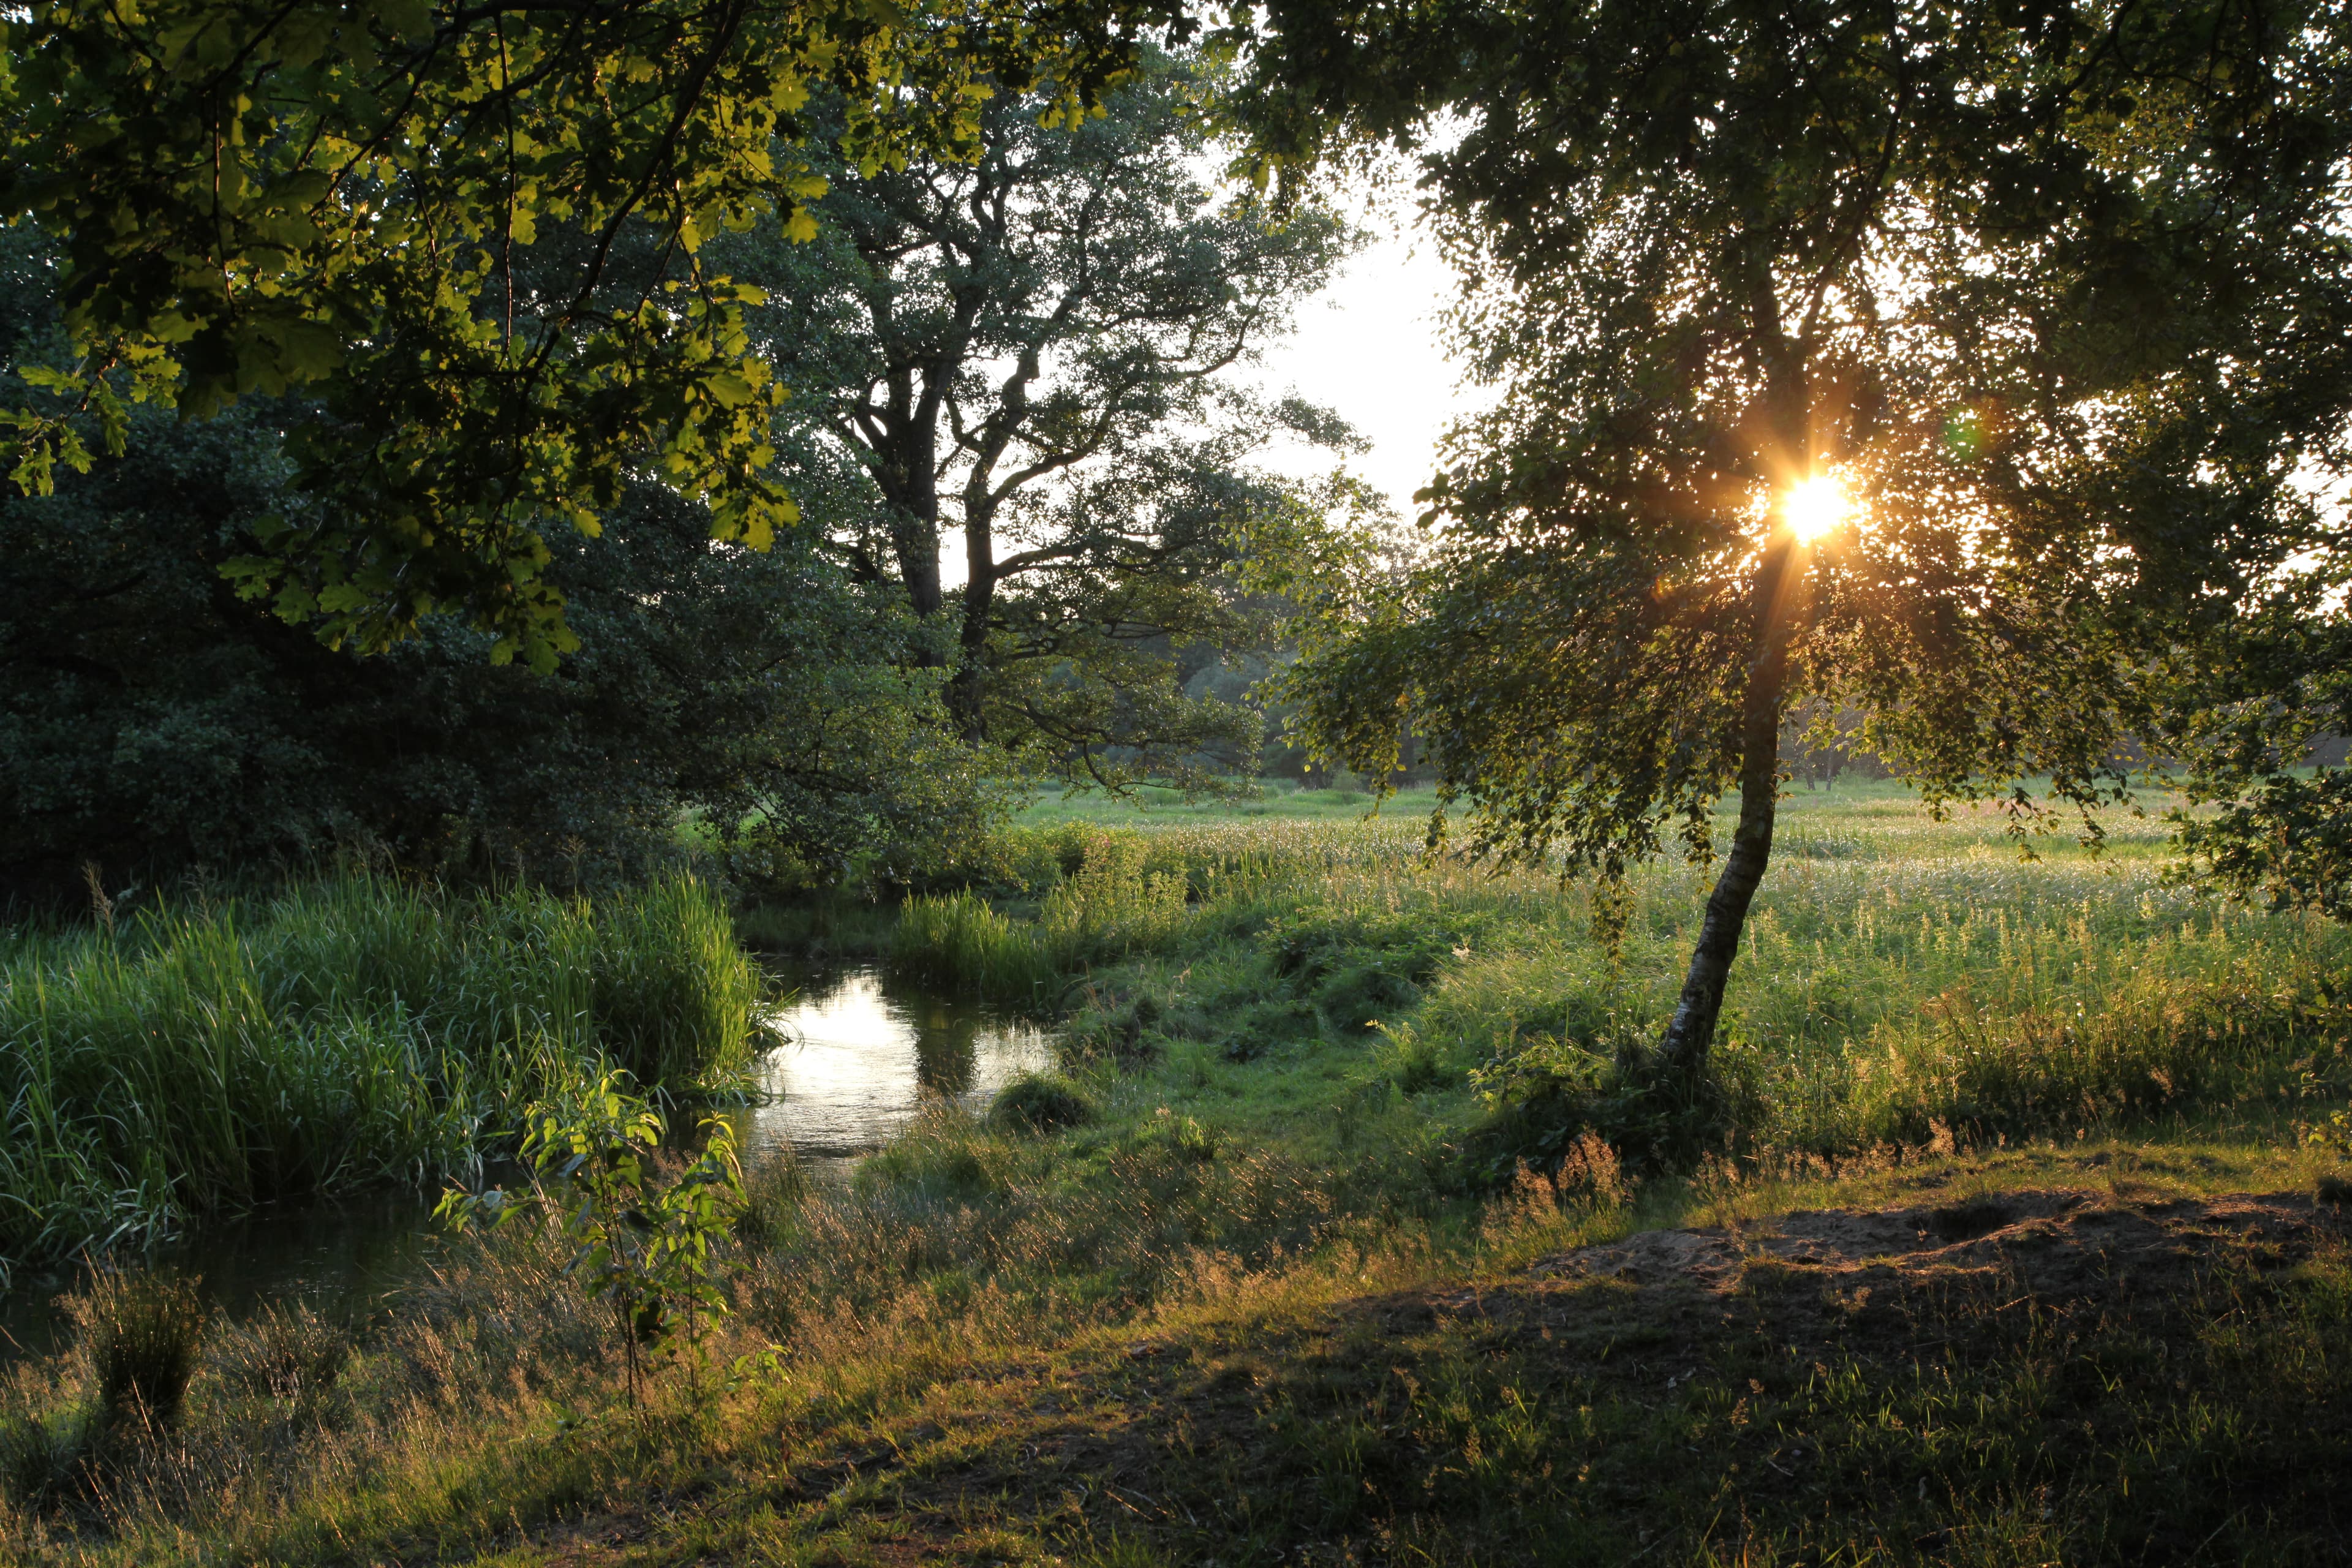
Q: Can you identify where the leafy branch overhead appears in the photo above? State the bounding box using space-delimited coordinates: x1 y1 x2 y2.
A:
1 0 1186 668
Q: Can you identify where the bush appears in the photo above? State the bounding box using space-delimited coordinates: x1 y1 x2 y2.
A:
1458 1001 1727 1185
990 1073 1098 1134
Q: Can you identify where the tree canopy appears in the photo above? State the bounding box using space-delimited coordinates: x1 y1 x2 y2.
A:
1 0 1183 669
739 55 1362 783
1239 0 2352 1076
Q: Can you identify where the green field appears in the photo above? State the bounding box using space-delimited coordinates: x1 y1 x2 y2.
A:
6 791 2351 1564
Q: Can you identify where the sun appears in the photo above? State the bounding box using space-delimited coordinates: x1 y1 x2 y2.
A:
1783 474 1851 545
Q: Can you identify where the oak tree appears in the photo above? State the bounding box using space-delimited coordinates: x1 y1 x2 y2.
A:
739 55 1359 782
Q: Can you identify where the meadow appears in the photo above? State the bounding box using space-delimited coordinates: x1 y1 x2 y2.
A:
913 779 2352 1172
3 785 2350 1564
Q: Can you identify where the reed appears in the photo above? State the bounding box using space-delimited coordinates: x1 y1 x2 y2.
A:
892 828 1208 1003
0 872 761 1267
891 891 1057 1000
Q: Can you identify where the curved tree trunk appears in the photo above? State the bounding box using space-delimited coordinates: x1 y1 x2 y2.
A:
1657 530 1801 1079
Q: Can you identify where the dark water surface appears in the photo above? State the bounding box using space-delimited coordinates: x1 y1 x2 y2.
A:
0 961 1045 1362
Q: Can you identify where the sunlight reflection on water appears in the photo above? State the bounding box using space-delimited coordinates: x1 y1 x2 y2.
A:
745 965 1054 1167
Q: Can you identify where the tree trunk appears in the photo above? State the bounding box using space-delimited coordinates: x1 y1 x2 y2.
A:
874 402 944 622
1657 531 1802 1078
946 500 998 742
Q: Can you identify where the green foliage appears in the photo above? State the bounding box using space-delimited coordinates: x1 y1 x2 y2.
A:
2158 582 2352 921
0 224 1000 897
990 1072 1099 1134
0 0 1177 665
438 1074 747 1404
0 872 758 1265
9 797 2352 1561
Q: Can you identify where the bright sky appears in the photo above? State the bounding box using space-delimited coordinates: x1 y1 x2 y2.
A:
1249 216 1476 521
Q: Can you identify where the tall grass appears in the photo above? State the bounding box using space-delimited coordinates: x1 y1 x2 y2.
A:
892 827 1196 1002
0 873 761 1266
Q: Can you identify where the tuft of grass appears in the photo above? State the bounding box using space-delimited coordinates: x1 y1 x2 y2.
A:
990 1072 1096 1134
733 1145 810 1248
78 1268 206 1438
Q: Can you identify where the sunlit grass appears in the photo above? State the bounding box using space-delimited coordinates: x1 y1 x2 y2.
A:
9 790 2352 1563
900 785 2352 1165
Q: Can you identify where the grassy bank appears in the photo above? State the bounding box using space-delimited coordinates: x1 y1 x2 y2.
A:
0 873 761 1267
6 1134 2348 1564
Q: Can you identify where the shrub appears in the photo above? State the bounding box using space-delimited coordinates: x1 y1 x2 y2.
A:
1459 1002 1726 1185
437 1074 747 1405
1202 991 1319 1063
1061 992 1169 1069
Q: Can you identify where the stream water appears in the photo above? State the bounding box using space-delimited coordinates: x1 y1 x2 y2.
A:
736 960 1054 1177
0 960 1049 1362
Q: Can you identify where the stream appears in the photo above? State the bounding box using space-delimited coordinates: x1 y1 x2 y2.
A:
0 960 1050 1361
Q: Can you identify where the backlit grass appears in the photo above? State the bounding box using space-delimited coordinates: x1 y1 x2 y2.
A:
900 786 2352 1169
6 1137 2348 1564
